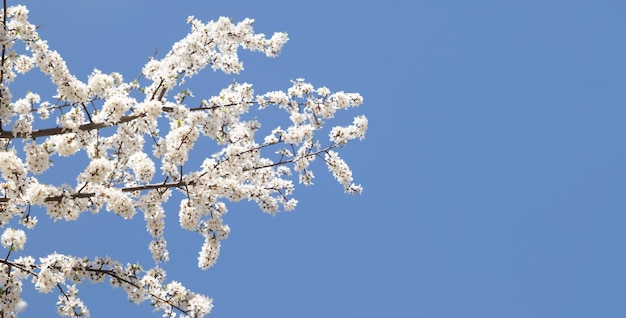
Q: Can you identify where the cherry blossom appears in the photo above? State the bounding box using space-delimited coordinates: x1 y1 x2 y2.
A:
0 2 367 317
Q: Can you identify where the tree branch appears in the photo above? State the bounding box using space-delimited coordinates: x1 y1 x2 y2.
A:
0 258 192 316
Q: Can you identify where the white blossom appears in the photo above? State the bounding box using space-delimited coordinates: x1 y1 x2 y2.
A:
329 115 368 145
56 284 89 317
48 133 81 157
149 239 169 263
325 150 362 194
105 189 136 219
127 152 155 183
14 55 34 74
78 158 113 184
0 151 26 180
198 237 220 270
1 228 26 251
0 4 367 317
87 69 116 98
24 141 51 174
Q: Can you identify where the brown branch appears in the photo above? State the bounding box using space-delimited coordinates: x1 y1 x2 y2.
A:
86 267 189 315
0 100 260 140
0 133 339 205
0 148 305 204
40 180 199 203
0 113 146 139
0 180 195 203
0 258 191 316
0 0 7 132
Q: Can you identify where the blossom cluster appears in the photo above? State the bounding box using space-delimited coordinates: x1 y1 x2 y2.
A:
0 3 367 317
0 254 212 317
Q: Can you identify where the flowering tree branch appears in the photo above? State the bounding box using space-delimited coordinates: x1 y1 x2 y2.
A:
0 2 368 317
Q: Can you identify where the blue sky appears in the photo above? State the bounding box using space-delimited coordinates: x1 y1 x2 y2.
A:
9 0 626 317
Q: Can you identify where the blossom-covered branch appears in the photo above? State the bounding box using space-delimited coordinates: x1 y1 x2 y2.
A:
0 2 367 317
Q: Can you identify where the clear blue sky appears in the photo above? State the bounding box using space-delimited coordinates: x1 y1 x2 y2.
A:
10 0 626 317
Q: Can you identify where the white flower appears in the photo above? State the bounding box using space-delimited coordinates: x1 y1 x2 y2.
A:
56 284 89 317
1 228 26 251
78 158 113 184
49 133 81 157
12 116 32 135
105 189 136 219
98 93 135 124
127 152 155 183
0 7 367 317
149 239 169 263
13 97 31 115
14 54 34 74
25 181 52 205
188 294 214 317
179 199 200 230
0 151 26 180
25 141 51 174
198 237 220 270
87 69 116 98
37 101 51 119
324 150 361 194
19 215 38 229
329 115 368 145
